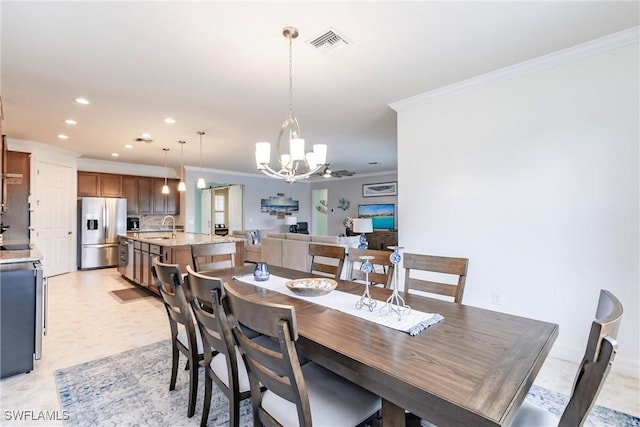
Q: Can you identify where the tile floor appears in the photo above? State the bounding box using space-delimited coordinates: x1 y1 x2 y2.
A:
0 268 638 427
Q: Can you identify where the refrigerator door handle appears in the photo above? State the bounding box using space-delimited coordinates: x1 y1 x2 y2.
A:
103 203 108 236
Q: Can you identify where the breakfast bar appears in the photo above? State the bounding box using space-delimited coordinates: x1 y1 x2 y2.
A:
117 232 245 294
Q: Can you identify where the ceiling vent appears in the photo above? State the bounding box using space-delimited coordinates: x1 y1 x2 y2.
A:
134 137 153 144
307 27 351 55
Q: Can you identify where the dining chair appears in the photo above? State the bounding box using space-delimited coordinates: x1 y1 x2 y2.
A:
151 258 203 418
511 289 623 427
348 247 395 288
185 265 253 427
403 253 469 303
308 242 346 279
191 241 236 272
223 282 382 427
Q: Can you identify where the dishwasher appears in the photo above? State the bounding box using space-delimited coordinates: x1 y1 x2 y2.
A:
0 260 45 378
125 239 134 281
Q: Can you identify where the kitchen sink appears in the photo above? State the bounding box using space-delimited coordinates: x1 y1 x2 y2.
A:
0 244 32 251
145 236 172 240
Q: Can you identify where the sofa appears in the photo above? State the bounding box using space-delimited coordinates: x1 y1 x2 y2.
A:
230 229 273 263
259 232 360 279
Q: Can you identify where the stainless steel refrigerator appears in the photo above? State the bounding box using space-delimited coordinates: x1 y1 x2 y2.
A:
77 197 126 269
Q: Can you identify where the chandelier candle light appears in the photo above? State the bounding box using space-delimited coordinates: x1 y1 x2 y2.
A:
255 26 328 183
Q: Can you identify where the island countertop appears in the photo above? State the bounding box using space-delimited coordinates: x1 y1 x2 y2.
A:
120 231 245 247
0 244 44 265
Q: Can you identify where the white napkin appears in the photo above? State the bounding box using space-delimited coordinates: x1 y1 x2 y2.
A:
233 274 443 336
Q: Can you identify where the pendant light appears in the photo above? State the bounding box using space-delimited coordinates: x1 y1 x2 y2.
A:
196 131 206 189
177 140 186 192
161 148 170 194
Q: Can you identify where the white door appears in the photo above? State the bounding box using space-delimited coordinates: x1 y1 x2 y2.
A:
200 188 212 234
33 160 75 277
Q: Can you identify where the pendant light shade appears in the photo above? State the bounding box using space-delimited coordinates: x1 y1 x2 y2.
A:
197 131 206 189
178 140 186 192
162 148 170 194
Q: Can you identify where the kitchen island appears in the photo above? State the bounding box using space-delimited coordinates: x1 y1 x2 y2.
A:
117 232 246 295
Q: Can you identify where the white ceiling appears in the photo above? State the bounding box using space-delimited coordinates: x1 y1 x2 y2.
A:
2 1 638 177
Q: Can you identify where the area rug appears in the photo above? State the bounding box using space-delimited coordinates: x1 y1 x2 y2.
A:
54 340 639 427
109 287 155 303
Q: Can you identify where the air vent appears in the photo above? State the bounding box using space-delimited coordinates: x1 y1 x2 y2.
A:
134 137 153 144
307 27 351 55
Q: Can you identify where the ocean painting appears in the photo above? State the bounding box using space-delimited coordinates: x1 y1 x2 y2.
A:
358 204 395 229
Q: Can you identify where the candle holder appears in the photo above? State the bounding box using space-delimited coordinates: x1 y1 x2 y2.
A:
380 246 411 320
355 255 376 311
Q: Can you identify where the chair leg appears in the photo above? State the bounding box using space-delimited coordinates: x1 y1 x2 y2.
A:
201 374 212 427
169 341 179 391
187 354 198 418
230 392 239 427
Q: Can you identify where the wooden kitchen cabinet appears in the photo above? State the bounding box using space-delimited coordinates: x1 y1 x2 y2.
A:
152 178 179 215
122 175 138 214
77 172 123 197
137 176 153 214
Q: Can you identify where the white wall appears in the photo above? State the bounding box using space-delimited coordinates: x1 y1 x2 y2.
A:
393 34 639 376
183 166 312 233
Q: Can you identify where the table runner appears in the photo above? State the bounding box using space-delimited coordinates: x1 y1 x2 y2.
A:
232 274 443 336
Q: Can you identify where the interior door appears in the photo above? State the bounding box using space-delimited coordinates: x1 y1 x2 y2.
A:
33 160 75 277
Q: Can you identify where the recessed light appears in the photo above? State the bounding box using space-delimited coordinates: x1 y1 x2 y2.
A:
64 119 77 125
141 133 151 138
124 144 133 149
57 134 68 139
111 153 119 157
75 97 90 105
163 118 176 124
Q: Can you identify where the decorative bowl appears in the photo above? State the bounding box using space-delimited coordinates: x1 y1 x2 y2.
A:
285 278 337 297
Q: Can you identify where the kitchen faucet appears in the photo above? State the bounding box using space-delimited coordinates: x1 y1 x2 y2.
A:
161 215 176 238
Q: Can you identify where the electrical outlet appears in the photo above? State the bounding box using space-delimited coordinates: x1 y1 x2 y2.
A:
491 293 502 306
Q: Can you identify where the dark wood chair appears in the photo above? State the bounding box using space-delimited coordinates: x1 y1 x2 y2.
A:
185 265 251 427
191 241 236 272
308 243 345 279
348 247 395 288
151 258 203 418
512 289 623 427
223 282 382 427
403 253 469 303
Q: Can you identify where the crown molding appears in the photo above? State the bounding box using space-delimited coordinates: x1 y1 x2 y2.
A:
389 26 639 113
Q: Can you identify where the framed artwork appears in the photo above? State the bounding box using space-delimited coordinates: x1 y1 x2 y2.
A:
362 181 397 197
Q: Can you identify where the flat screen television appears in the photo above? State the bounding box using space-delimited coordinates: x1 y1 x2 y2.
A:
358 203 395 230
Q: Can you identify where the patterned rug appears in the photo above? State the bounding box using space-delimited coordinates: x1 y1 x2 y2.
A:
55 340 639 427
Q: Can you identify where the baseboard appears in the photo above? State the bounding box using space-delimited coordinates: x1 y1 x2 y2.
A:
550 342 639 379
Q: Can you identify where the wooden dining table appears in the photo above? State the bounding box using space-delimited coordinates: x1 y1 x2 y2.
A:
207 265 559 427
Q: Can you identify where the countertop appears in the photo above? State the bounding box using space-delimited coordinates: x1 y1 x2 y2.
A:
120 231 245 247
0 244 43 264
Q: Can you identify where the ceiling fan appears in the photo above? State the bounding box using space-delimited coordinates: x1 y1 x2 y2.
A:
320 165 356 178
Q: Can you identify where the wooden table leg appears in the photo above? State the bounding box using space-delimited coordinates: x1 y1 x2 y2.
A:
382 398 406 427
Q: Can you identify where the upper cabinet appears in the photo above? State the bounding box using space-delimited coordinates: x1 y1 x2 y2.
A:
78 172 179 215
78 172 122 197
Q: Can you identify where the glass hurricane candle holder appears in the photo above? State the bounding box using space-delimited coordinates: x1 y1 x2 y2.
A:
355 255 376 311
380 246 411 320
